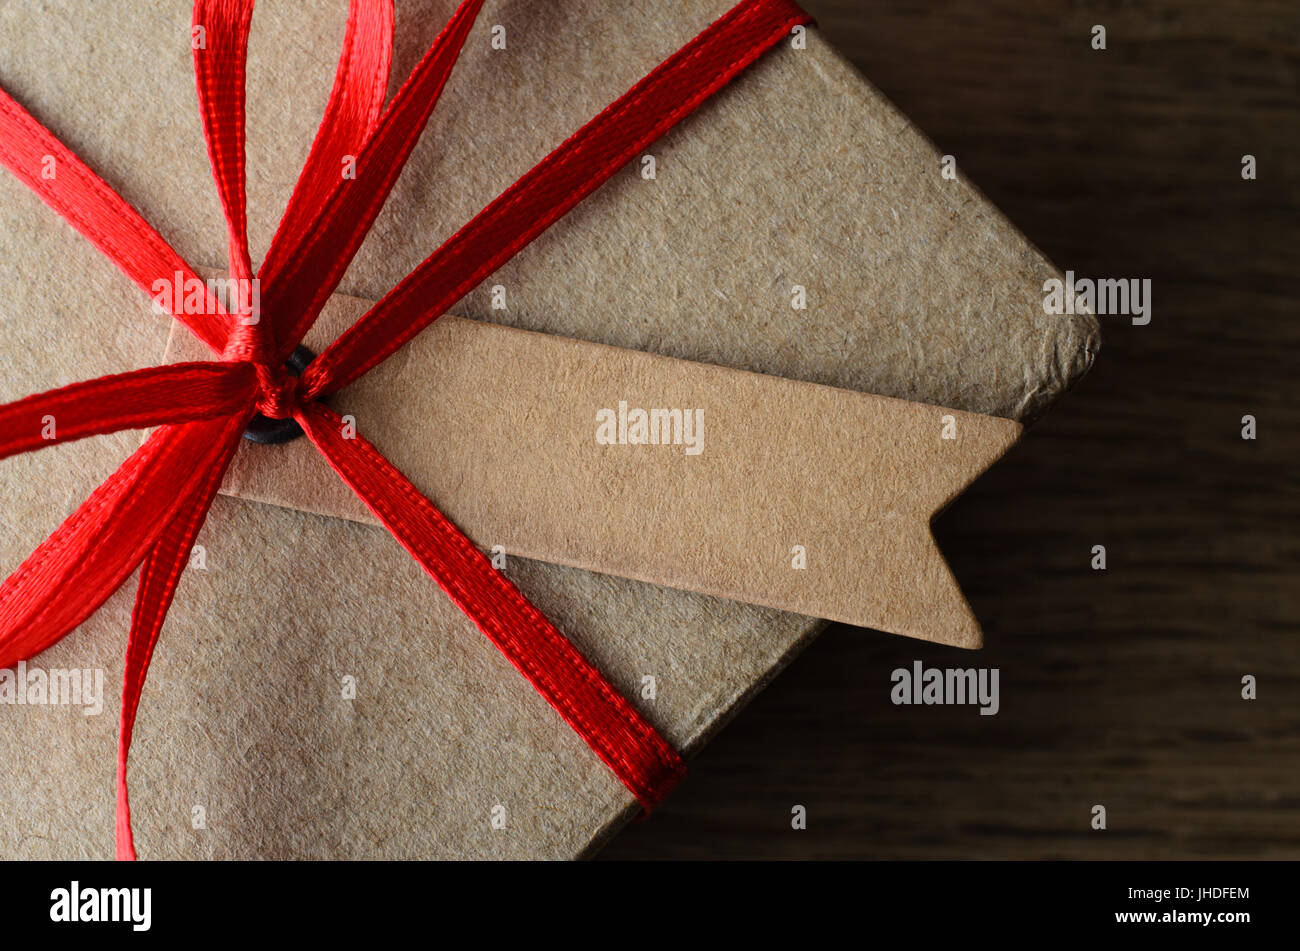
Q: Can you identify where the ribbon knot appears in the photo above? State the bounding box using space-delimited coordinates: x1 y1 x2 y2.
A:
254 363 301 420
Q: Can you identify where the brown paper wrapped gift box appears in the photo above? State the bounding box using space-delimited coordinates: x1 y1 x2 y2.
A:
0 0 1096 858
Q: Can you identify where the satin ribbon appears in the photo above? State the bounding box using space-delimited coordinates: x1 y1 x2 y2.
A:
0 0 811 859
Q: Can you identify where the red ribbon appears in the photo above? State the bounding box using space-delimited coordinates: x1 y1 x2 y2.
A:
0 0 810 859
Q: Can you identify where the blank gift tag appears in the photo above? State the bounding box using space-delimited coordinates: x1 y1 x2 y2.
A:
163 290 1021 647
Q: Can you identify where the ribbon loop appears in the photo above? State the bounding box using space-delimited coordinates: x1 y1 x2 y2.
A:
0 414 253 669
261 0 395 355
260 0 485 361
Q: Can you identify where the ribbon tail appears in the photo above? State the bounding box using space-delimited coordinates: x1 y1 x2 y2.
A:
295 402 686 810
116 418 244 861
0 85 234 355
260 0 485 358
302 0 814 398
0 412 250 668
0 361 256 463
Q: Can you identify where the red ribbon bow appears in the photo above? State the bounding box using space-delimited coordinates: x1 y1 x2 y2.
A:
0 0 810 858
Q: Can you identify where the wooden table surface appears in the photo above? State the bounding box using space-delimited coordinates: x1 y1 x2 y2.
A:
601 0 1299 859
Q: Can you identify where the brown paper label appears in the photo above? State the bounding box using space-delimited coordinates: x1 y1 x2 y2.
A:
164 291 1021 648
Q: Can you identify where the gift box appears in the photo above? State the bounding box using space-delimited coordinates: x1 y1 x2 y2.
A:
0 0 1097 859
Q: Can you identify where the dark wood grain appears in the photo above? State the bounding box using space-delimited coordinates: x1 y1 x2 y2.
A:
601 0 1300 859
